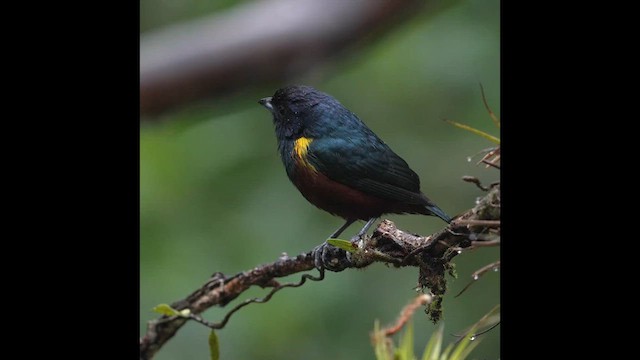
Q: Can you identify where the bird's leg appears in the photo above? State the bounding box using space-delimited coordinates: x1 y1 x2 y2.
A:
313 219 356 272
329 219 356 239
350 217 379 243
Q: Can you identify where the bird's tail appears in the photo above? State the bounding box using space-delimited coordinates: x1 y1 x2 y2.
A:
426 204 452 224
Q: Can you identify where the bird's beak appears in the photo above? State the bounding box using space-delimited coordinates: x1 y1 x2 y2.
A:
258 97 273 112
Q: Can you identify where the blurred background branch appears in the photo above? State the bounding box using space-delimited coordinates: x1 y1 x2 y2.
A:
140 0 431 117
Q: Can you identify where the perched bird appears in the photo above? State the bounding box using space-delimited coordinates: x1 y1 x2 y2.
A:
259 85 451 269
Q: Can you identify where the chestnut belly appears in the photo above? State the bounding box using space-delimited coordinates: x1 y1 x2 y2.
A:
291 166 421 220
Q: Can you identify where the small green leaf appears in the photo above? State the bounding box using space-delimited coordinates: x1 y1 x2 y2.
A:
209 330 220 360
327 239 357 253
396 321 414 360
444 119 500 144
153 304 180 317
152 304 191 318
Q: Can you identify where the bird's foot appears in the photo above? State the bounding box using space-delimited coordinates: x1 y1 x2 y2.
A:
349 233 366 248
312 241 352 272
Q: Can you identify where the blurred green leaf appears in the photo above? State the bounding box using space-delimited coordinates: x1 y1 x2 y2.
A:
152 304 191 318
371 317 486 360
153 304 180 317
439 343 453 360
444 120 500 144
396 321 415 360
209 330 220 360
372 320 392 360
421 323 443 360
474 304 500 334
448 325 480 360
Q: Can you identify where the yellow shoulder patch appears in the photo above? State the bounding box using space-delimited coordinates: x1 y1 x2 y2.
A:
294 137 313 158
293 137 317 171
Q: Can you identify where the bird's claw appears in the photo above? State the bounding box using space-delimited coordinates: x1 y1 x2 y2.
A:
349 233 366 246
312 241 352 272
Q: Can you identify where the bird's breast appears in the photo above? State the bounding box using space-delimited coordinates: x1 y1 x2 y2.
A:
287 137 393 220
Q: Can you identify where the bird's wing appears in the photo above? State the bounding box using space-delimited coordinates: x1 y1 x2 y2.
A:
306 137 427 205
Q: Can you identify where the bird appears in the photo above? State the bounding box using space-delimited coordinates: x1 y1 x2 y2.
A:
258 85 451 270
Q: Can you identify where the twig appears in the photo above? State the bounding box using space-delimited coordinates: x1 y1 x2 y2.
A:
470 321 500 338
462 175 491 191
481 158 501 169
470 239 500 247
382 294 433 337
140 252 318 359
454 260 501 298
189 270 324 329
462 176 499 191
451 304 501 343
479 83 500 128
454 219 500 227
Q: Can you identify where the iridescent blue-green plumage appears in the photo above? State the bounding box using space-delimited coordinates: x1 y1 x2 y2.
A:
259 85 451 240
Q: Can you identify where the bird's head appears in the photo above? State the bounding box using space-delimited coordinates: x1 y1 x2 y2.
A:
259 85 353 140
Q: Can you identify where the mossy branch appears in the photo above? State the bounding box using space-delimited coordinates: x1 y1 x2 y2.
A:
139 183 500 359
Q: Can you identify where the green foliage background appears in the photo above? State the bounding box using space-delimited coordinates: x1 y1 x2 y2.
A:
140 0 500 359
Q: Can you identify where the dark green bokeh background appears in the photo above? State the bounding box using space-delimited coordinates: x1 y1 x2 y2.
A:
141 0 500 359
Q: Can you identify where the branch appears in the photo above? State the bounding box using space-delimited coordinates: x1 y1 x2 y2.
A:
140 0 427 117
140 184 500 359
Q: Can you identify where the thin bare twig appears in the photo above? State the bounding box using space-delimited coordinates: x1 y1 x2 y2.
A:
479 83 500 128
462 175 491 191
481 158 501 169
188 270 324 329
454 219 501 227
470 321 501 338
470 239 501 247
454 260 501 298
382 294 433 337
462 176 499 192
451 304 501 343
